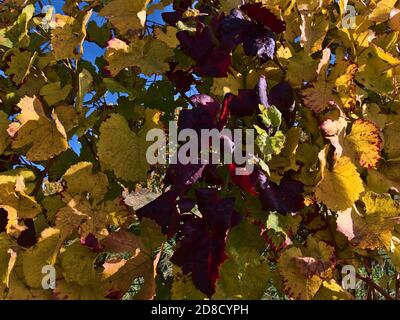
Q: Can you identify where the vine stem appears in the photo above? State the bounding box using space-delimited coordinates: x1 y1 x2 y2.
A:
31 157 56 196
273 57 286 73
179 90 196 109
396 273 400 300
356 274 393 300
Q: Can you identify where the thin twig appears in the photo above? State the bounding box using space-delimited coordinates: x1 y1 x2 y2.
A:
179 90 196 109
31 157 56 196
356 274 393 300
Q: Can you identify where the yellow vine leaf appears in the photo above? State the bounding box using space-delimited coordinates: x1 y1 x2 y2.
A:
51 11 92 61
9 97 68 161
269 127 302 182
60 242 99 287
53 244 104 298
344 119 383 169
362 103 387 129
211 72 243 97
55 205 85 241
6 257 52 300
301 79 336 113
105 37 173 76
101 218 165 299
372 43 400 66
367 169 397 194
172 268 206 300
97 111 161 182
0 111 10 155
356 50 394 94
22 228 60 288
297 237 335 279
286 50 319 88
54 105 80 133
0 4 35 48
278 237 336 300
63 162 109 200
300 12 329 54
383 114 400 159
58 193 129 240
99 0 150 35
389 8 400 31
76 69 93 112
296 0 325 11
284 9 301 43
389 245 400 273
5 50 36 84
39 82 72 106
11 109 68 162
334 61 358 110
380 161 400 191
314 280 353 300
215 220 270 299
154 26 179 48
337 192 400 250
0 179 41 220
0 235 15 286
369 0 397 23
103 250 160 300
0 0 400 301
301 48 358 113
41 195 64 224
315 155 364 211
54 280 104 300
219 0 242 12
278 247 323 300
14 96 44 126
215 246 271 299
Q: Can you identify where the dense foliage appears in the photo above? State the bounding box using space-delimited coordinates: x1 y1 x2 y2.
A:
0 0 400 300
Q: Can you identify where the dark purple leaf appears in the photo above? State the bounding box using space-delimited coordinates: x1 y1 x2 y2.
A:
177 18 232 78
219 9 251 50
190 94 220 119
223 75 270 116
162 11 185 25
166 63 195 93
177 198 196 213
241 2 286 33
0 208 7 233
17 219 37 248
136 190 181 235
225 89 258 116
164 163 206 193
171 189 242 296
162 0 193 25
136 164 206 235
268 82 296 126
259 175 304 214
195 47 232 78
80 233 103 253
173 0 192 11
243 24 276 62
228 163 259 196
201 164 224 185
178 107 216 133
177 23 214 64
